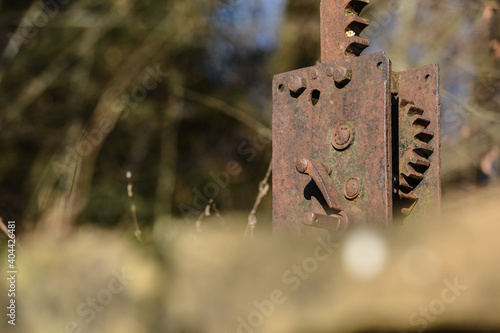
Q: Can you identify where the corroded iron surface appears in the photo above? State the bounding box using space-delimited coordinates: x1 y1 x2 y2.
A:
272 0 440 234
392 65 441 224
273 52 393 233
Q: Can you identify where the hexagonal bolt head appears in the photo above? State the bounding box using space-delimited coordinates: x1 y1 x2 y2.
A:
288 75 307 94
344 178 361 200
333 66 352 84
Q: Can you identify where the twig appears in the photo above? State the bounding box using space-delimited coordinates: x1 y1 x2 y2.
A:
195 198 216 233
246 161 272 238
210 201 222 219
58 12 187 228
176 87 272 141
193 199 225 233
127 171 143 245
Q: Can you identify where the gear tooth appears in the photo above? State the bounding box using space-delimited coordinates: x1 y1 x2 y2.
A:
345 0 370 16
399 175 413 192
401 207 411 216
412 115 431 128
414 158 430 168
400 99 414 108
407 170 423 181
415 129 434 142
345 38 370 57
408 152 430 168
399 190 419 201
401 153 424 176
408 106 424 116
345 16 370 37
401 191 419 216
414 142 434 157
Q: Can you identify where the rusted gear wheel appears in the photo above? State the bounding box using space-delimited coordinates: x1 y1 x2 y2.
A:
398 99 435 216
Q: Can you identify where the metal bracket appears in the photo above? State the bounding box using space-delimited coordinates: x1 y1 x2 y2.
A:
272 0 440 234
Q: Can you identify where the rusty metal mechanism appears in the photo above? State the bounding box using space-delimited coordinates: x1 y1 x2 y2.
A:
272 0 440 234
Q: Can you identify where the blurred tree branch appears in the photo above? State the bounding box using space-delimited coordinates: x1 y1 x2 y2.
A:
174 87 271 140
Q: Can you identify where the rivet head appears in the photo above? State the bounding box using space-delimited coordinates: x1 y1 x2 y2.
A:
296 158 308 174
288 75 307 93
335 125 351 145
311 70 319 80
326 66 334 77
333 66 352 84
331 122 354 150
344 178 361 200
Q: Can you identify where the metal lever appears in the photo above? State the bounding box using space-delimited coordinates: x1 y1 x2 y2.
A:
303 211 349 233
296 157 344 211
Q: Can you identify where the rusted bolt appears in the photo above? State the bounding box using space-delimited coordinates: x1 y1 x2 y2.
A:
296 158 332 175
331 123 354 150
335 125 351 144
333 66 352 84
344 178 360 200
296 158 309 174
326 66 334 77
288 75 307 93
311 70 319 80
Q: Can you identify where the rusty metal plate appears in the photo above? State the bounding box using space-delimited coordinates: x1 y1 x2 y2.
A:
273 52 393 234
392 65 441 224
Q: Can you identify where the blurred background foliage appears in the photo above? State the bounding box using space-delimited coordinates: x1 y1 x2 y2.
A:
0 0 498 236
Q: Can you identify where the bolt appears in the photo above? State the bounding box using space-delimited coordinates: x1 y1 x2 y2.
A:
331 123 354 150
296 158 309 174
326 66 334 77
334 125 351 145
344 178 360 200
333 66 352 84
311 70 319 80
288 75 307 93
